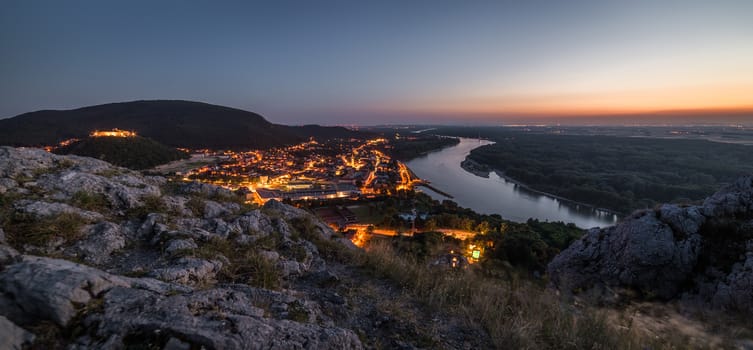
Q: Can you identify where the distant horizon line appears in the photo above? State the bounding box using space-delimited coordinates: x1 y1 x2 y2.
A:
2 99 752 127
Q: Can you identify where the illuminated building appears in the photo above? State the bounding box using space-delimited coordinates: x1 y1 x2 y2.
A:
90 128 137 138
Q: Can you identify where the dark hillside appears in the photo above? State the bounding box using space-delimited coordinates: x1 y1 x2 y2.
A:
0 100 366 149
54 135 189 170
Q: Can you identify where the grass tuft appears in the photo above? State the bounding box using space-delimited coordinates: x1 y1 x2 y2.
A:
126 195 167 219
5 212 86 248
70 191 110 212
194 237 281 290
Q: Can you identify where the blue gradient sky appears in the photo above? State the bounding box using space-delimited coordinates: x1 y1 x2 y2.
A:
1 0 752 124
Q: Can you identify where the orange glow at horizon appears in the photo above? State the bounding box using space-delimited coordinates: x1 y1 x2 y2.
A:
376 83 753 119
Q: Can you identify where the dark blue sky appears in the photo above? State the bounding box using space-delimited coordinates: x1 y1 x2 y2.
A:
2 0 751 124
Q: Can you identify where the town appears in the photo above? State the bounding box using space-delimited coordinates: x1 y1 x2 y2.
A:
180 137 420 204
169 135 482 256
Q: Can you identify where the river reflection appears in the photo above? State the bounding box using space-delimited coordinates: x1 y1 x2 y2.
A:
406 137 618 228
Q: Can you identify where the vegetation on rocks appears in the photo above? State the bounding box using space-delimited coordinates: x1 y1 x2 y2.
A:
4 212 86 248
193 237 282 290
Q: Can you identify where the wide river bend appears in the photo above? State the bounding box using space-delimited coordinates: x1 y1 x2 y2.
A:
406 137 618 228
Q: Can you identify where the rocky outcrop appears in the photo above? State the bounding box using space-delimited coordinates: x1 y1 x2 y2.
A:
36 170 162 211
0 147 370 349
0 253 361 349
69 222 127 264
149 257 224 285
15 199 104 221
711 251 753 311
0 256 130 326
549 177 753 312
79 286 362 349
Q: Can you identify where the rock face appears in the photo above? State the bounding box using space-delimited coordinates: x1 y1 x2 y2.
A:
83 286 362 349
548 177 753 312
70 222 127 264
0 256 130 326
16 199 105 221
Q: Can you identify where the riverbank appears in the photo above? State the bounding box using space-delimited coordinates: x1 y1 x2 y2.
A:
457 155 622 218
406 137 617 228
489 168 623 217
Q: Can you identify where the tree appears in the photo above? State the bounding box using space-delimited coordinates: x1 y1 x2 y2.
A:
424 218 437 231
475 221 490 234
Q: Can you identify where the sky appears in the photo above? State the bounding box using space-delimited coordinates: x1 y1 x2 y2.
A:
1 0 752 125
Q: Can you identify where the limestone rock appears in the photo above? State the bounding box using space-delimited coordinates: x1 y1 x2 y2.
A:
657 204 705 236
712 253 753 312
70 222 127 264
81 286 362 350
0 244 20 269
150 257 223 285
136 213 166 238
36 170 161 211
233 210 273 234
163 337 192 350
548 211 702 299
0 178 17 194
702 176 753 217
0 147 58 179
15 199 104 222
165 238 198 256
549 176 753 308
203 200 230 219
0 256 129 326
278 259 303 278
162 195 192 217
0 315 35 350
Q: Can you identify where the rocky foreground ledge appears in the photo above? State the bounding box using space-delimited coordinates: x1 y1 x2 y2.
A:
549 176 753 312
0 147 367 349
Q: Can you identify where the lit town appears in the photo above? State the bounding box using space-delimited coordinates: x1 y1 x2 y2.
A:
160 134 481 253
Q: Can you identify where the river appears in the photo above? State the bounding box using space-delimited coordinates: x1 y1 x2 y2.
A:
406 137 618 228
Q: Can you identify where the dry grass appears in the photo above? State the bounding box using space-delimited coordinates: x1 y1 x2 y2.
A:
5 212 87 248
70 190 110 212
357 240 692 349
194 237 281 290
126 195 167 219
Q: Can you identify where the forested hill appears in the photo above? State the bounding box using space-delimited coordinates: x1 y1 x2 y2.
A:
53 135 189 170
0 100 365 149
